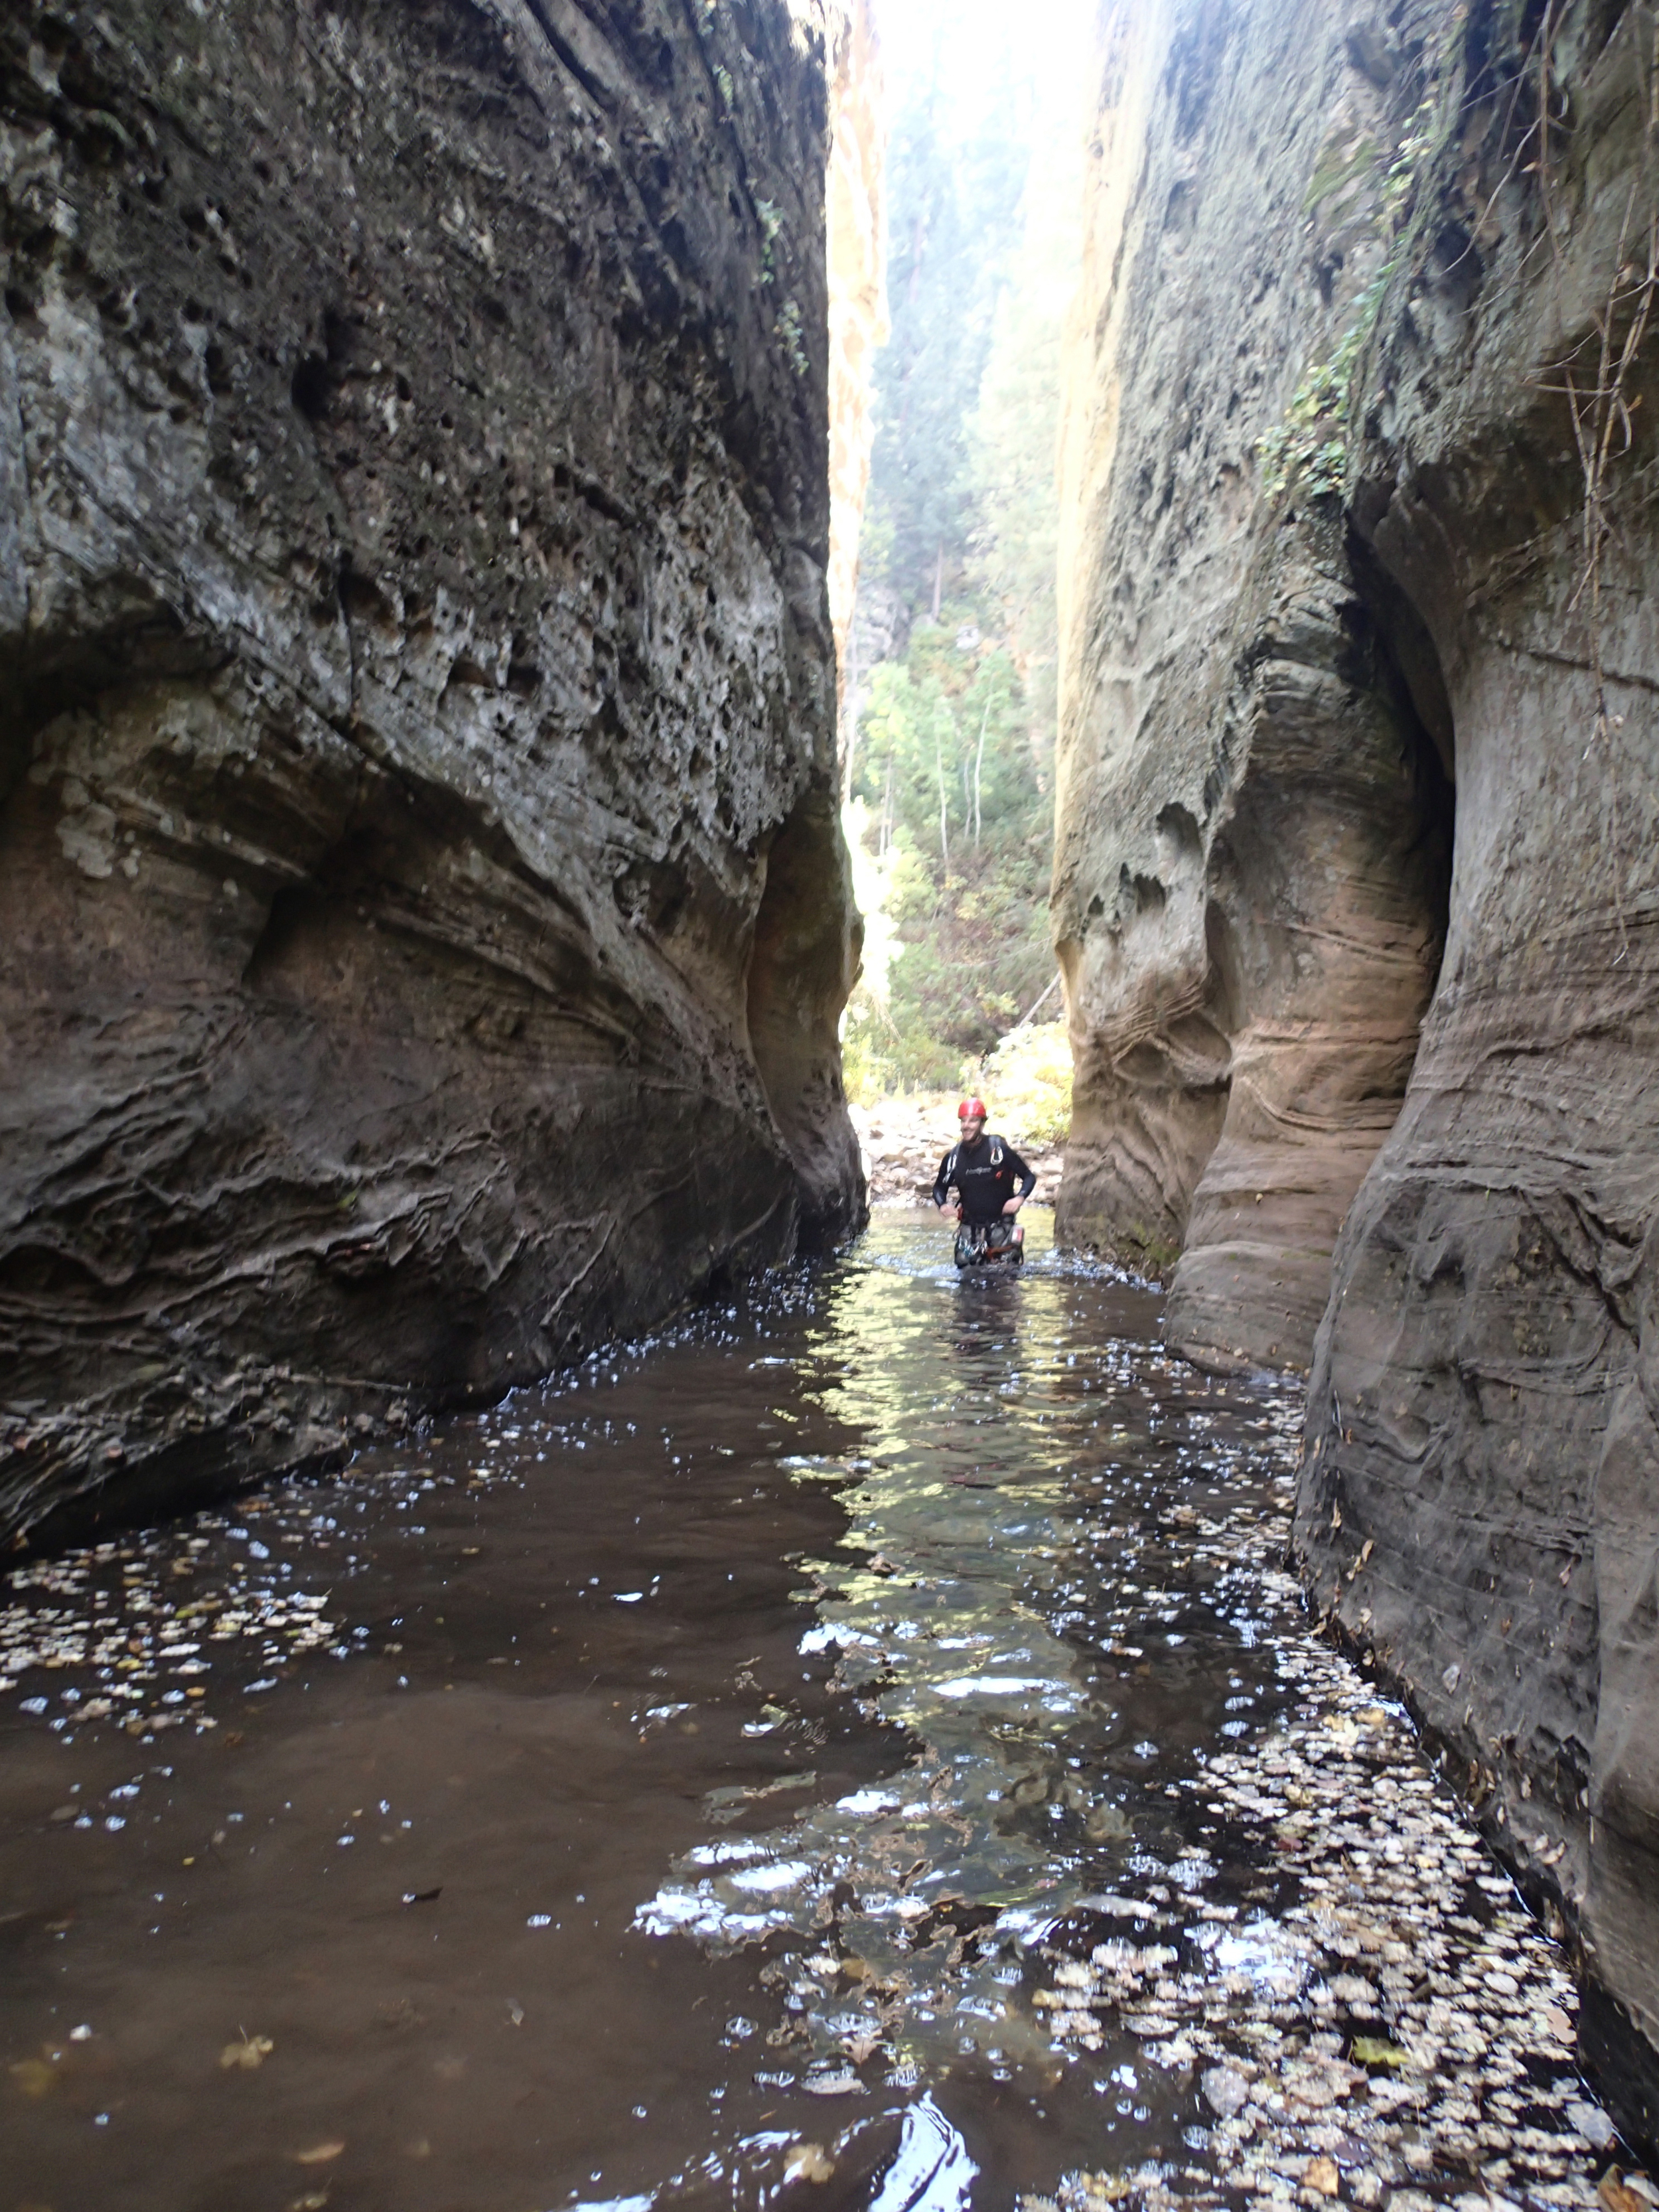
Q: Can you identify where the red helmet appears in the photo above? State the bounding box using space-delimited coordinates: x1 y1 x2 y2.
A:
958 1097 987 1121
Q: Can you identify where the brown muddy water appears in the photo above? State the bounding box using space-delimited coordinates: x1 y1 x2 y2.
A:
0 1216 1624 2212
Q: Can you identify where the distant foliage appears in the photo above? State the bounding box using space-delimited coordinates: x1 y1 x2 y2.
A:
983 1020 1072 1149
845 58 1081 1096
845 611 1052 1088
967 131 1077 771
862 90 1029 622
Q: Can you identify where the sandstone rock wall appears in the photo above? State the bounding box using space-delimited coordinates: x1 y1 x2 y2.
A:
0 0 867 1548
1301 2 1659 2146
1056 0 1659 2138
1054 0 1453 1359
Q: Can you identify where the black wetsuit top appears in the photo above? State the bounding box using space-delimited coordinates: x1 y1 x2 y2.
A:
933 1133 1037 1224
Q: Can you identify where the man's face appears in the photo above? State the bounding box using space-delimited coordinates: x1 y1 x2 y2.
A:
961 1114 985 1143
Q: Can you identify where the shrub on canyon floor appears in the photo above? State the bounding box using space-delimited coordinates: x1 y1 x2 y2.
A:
979 1020 1070 1149
842 608 1052 1089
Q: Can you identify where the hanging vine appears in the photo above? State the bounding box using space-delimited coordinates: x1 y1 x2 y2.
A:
1256 75 1462 501
1530 0 1659 759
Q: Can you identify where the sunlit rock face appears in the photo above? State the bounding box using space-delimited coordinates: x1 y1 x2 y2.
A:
824 0 887 709
1056 0 1659 2140
0 0 868 1546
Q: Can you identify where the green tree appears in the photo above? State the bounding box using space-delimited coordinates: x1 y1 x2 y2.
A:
843 30 1086 1096
849 613 1051 1084
967 127 1080 774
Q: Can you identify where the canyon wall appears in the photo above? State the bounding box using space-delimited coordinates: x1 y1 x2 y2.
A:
1053 0 1453 1355
1056 0 1659 2142
0 0 868 1549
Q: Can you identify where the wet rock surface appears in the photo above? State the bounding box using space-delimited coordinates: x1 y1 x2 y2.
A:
0 1218 1636 2211
1052 0 1659 2121
0 0 865 1547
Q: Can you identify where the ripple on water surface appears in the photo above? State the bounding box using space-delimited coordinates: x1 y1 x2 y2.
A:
0 1216 1627 2212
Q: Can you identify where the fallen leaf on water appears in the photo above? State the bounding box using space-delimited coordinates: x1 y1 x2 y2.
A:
784 2143 836 2185
1601 2174 1647 2212
1350 2037 1412 2069
801 2069 865 2098
289 2194 329 2211
1085 1803 1131 1842
1201 2064 1250 2118
506 2000 524 2027
220 2033 274 2071
1305 2157 1340 2198
9 2057 57 2099
294 2141 346 2166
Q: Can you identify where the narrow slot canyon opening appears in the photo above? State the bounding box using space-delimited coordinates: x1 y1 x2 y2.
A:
7 0 1652 2196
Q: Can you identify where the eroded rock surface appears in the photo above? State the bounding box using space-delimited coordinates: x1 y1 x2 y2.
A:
1055 0 1659 2142
0 0 867 1546
1300 3 1659 2151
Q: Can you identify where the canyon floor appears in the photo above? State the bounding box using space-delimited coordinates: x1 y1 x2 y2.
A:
1 1218 1638 2212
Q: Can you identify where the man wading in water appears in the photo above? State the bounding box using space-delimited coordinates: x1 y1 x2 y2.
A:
933 1097 1036 1268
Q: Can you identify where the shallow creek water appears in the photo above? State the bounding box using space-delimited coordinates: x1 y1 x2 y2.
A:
0 1217 1623 2212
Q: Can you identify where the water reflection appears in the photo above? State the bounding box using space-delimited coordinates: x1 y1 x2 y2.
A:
636 1228 1272 2104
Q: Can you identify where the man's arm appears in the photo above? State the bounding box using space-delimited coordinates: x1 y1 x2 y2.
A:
932 1150 956 1211
1002 1146 1037 1211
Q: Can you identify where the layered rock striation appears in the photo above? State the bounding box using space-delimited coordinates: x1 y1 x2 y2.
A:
0 0 868 1548
1053 0 1454 1357
1056 0 1659 2138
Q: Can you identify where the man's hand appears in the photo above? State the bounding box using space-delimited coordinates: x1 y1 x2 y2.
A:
1001 1196 1024 1216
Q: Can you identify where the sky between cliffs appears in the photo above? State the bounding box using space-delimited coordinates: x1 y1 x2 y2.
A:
870 0 1094 131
